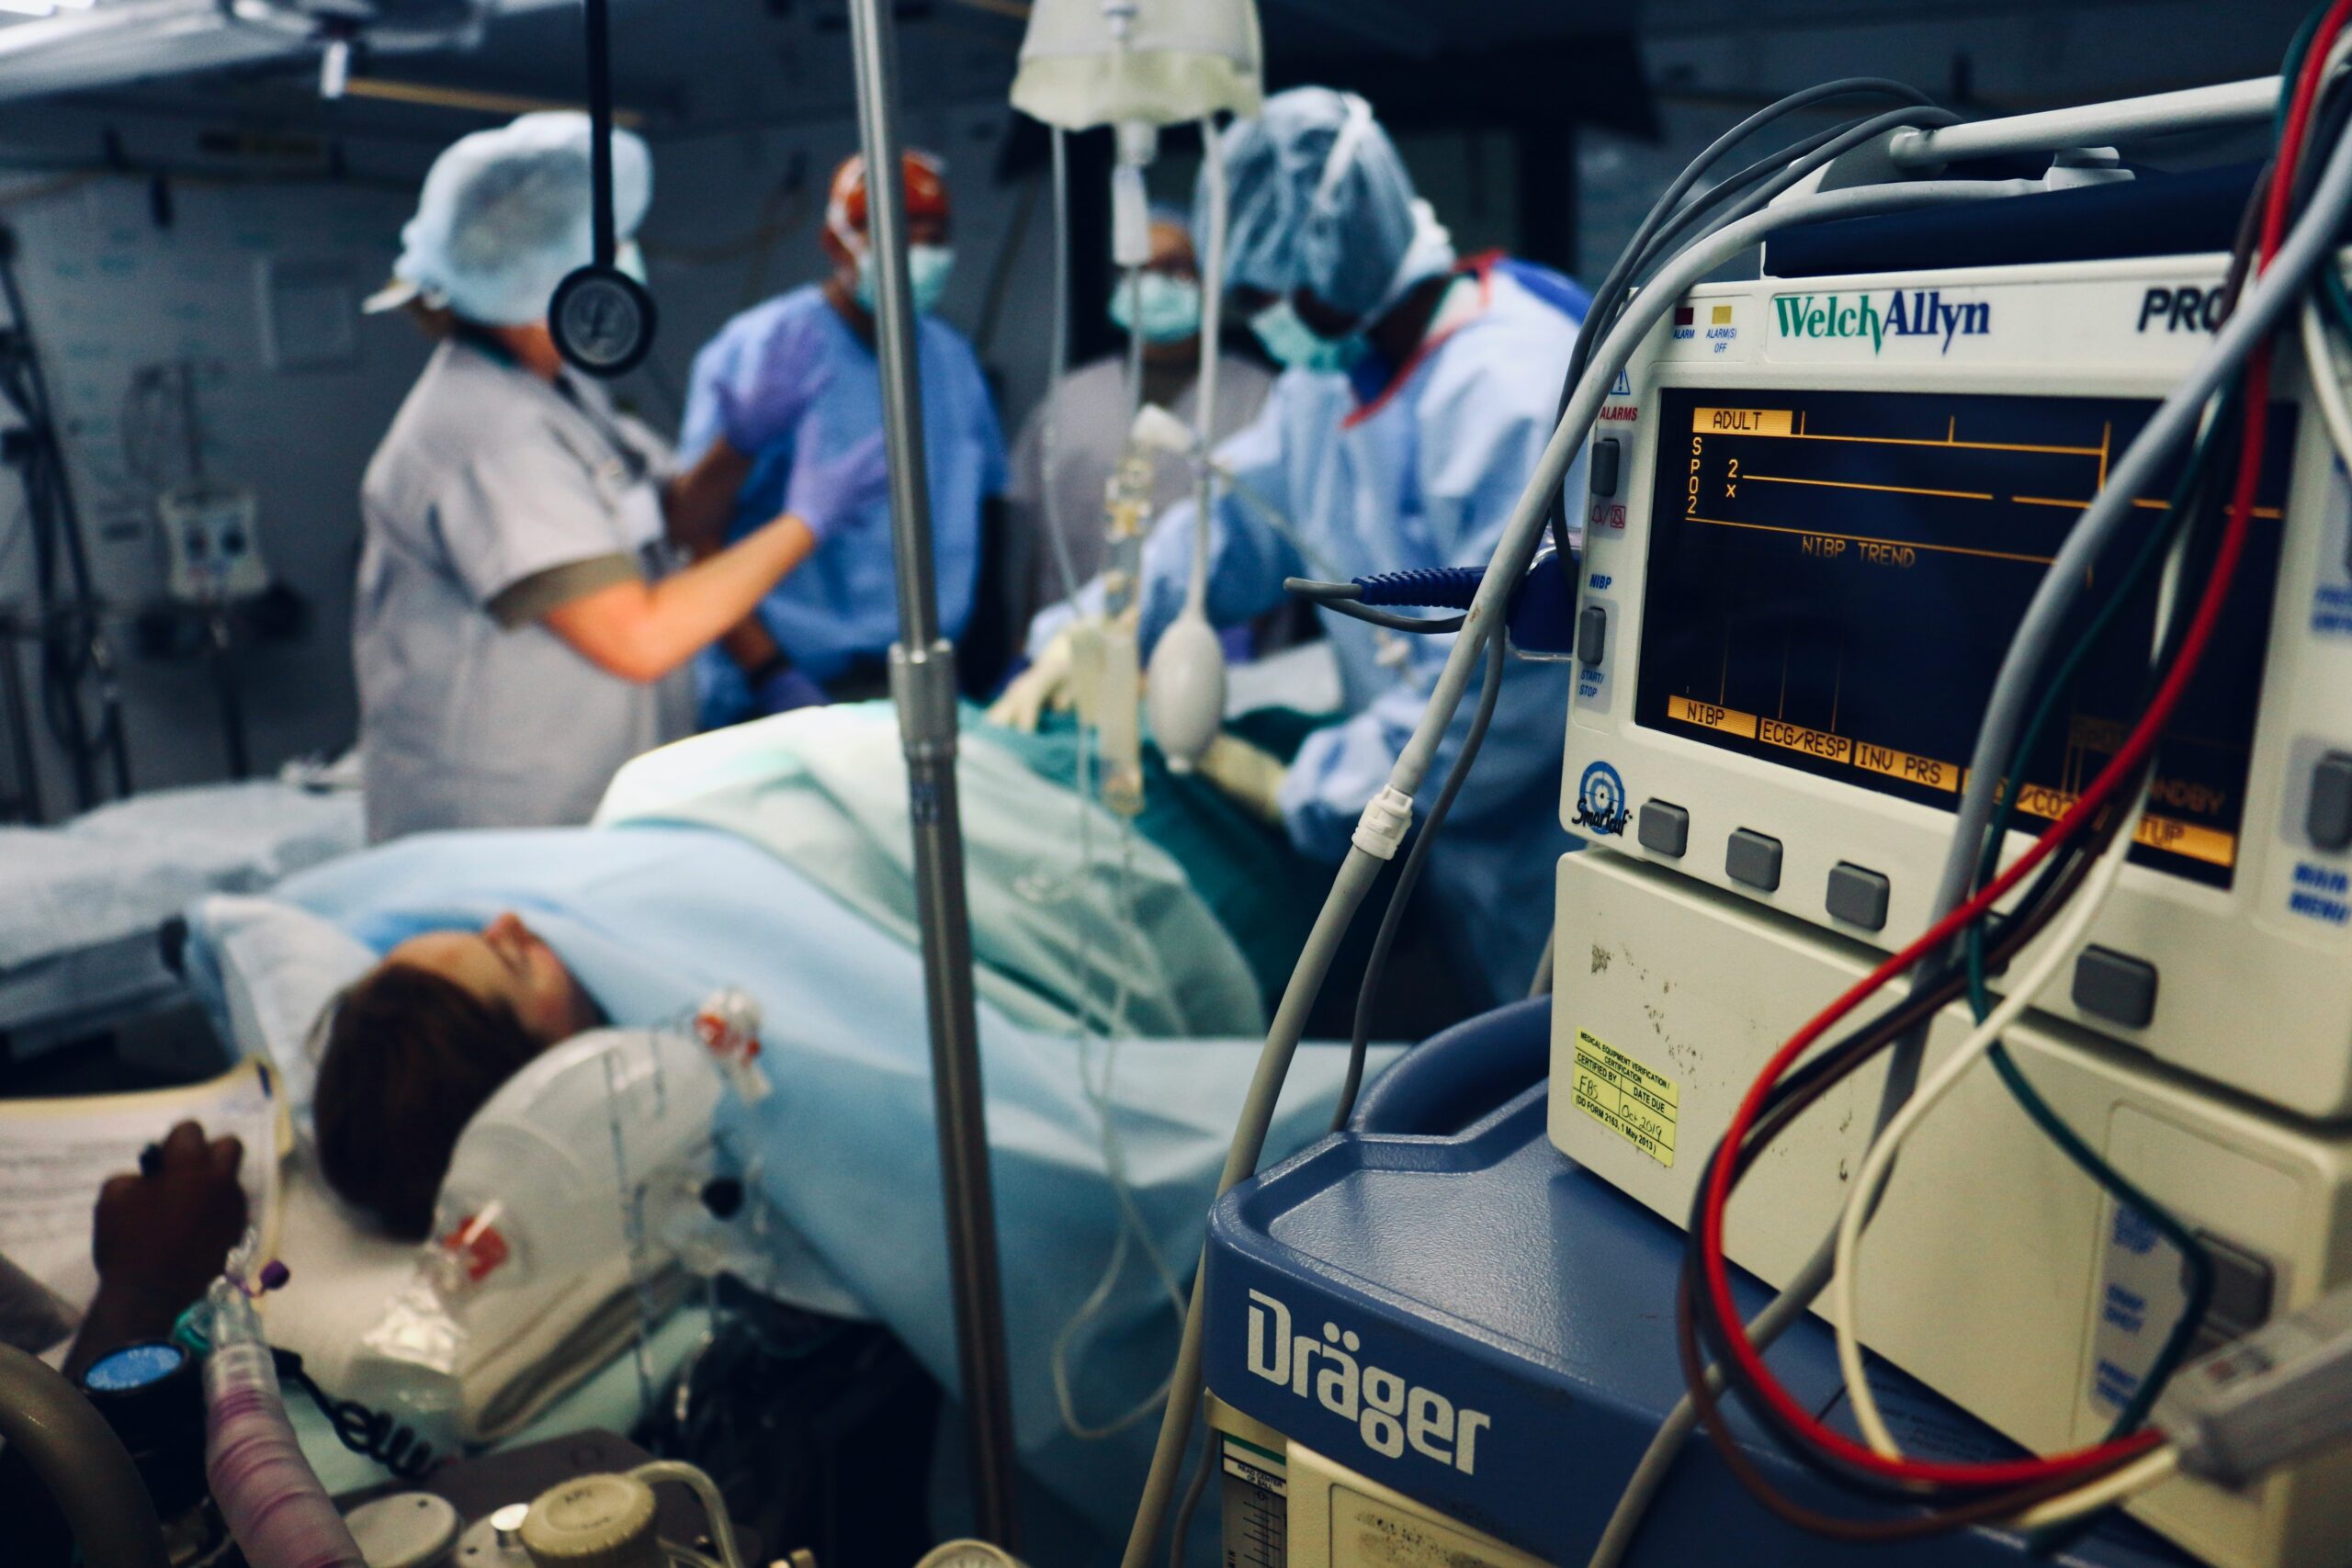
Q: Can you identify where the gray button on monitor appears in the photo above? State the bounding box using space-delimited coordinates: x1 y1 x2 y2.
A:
1577 604 1608 668
1725 829 1782 892
2188 1230 2278 1359
1590 436 1622 497
1826 863 1891 931
2200 1232 2277 1337
1637 800 1689 857
2310 750 2352 851
2072 945 2158 1030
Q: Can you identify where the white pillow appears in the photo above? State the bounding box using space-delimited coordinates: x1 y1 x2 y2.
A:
191 895 378 1131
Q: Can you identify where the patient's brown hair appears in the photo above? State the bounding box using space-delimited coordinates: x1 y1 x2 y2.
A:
312 964 543 1241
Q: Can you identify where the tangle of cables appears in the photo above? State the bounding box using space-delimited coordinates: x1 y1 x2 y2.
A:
1673 5 2352 1539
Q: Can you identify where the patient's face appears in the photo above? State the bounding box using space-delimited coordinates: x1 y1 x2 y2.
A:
386 913 595 1045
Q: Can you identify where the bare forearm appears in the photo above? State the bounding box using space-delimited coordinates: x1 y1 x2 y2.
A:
638 518 816 672
545 513 817 682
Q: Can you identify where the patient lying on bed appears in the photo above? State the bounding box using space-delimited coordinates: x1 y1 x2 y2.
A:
233 701 1429 1551
304 701 1382 1238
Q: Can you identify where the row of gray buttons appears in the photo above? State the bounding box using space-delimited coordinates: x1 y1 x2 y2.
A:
1637 800 1890 930
1637 797 2164 1031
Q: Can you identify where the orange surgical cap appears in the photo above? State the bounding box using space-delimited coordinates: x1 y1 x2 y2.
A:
827 150 949 240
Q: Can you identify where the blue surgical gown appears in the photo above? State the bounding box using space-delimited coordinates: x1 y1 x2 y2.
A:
683 285 1008 701
1034 260 1588 1005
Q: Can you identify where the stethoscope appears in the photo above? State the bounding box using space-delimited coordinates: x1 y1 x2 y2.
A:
547 0 657 379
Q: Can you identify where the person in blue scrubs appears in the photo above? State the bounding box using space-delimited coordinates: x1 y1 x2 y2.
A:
683 150 1009 718
1015 87 1591 1005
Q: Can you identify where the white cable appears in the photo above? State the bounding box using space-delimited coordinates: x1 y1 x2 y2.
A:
1052 816 1192 1440
2009 1446 2181 1531
1832 777 2152 1457
2300 292 2352 473
1037 125 1088 608
1186 115 1227 613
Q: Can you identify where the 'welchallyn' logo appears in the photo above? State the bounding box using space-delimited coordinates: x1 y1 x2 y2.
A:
1771 289 1990 354
1244 1290 1492 1474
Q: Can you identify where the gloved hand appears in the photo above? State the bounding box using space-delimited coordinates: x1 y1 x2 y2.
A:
985 623 1077 732
712 310 832 455
785 430 891 543
1193 732 1288 829
751 661 828 716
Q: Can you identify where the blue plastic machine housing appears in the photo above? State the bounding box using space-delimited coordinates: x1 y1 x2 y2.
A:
1200 998 2198 1567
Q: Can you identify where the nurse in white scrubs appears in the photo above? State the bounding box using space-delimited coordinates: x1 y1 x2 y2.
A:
355 113 885 842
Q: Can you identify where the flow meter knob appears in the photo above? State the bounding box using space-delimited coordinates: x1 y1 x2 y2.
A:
345 1491 464 1568
517 1473 662 1568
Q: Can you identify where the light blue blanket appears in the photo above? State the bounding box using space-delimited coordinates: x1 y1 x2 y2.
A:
256 808 1384 1551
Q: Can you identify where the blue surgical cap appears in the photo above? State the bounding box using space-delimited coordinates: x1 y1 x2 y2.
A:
393 112 652 328
1204 86 1452 325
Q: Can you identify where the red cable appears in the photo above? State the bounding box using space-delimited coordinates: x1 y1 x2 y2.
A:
1694 8 2347 1489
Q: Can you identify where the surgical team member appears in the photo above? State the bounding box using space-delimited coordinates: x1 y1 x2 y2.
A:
1002 203 1275 628
682 151 1009 719
1009 88 1591 1004
356 113 887 842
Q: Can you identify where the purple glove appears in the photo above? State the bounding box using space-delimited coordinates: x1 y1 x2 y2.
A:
752 662 828 716
711 310 836 455
784 430 891 543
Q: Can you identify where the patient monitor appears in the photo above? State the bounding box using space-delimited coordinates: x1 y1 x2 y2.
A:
1553 250 2352 1568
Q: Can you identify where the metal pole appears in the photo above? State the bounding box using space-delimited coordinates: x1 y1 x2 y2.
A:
842 0 1022 1549
0 615 40 821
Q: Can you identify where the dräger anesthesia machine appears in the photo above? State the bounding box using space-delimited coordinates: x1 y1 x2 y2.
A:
1148 28 2352 1568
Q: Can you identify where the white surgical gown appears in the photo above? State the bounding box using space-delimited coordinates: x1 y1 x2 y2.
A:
354 337 695 843
1032 262 1585 1003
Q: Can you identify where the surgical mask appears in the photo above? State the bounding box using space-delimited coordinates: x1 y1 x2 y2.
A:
1250 298 1366 374
852 242 956 315
1110 272 1203 344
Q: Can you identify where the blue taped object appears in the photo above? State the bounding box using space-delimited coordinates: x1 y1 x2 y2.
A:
1347 545 1581 662
1204 1008 2199 1568
1505 544 1578 657
1351 565 1486 609
1350 996 1550 1137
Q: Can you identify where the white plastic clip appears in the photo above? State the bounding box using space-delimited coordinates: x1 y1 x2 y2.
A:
1351 785 1415 861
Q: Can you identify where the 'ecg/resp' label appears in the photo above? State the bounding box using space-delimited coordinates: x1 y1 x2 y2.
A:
1571 1028 1679 1167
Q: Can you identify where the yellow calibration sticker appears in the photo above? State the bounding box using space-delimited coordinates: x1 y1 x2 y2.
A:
1570 1027 1679 1167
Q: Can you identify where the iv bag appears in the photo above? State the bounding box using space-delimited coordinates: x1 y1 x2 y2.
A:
1012 0 1263 131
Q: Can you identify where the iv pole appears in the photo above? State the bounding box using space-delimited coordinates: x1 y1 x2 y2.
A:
843 0 1022 1548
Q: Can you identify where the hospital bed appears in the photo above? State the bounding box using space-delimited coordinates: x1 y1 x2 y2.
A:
0 778 363 1055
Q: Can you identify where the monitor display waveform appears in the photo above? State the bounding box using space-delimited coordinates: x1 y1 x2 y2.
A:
1634 385 2294 886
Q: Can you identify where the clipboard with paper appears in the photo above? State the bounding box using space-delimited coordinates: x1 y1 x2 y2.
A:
0 1057 288 1315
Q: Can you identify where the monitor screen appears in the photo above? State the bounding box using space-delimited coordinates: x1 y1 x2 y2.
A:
1633 385 2292 887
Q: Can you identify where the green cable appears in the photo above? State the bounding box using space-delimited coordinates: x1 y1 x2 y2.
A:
2278 5 2323 137
1958 401 2226 1461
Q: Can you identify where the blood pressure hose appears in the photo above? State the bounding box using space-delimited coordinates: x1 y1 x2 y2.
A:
1143 116 1232 768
